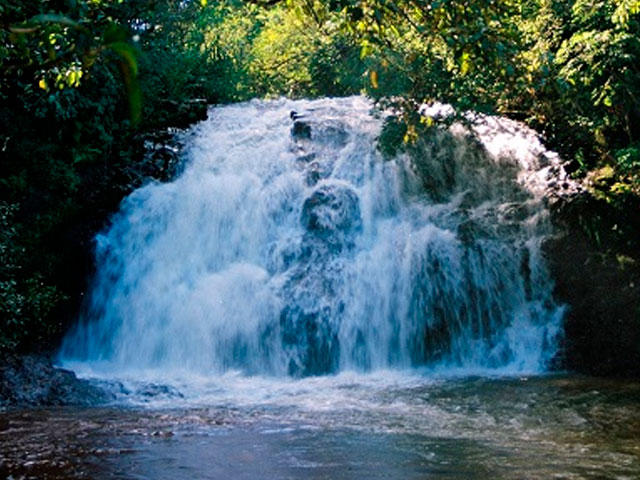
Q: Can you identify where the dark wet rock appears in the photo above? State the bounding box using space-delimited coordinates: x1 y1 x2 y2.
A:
312 124 349 148
545 191 640 377
289 116 349 187
158 98 208 129
305 161 331 186
0 354 111 407
301 184 362 236
125 129 186 185
562 160 581 176
279 303 340 377
290 110 304 121
291 120 312 140
295 152 317 164
135 383 184 399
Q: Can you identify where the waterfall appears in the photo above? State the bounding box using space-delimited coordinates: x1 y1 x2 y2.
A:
60 96 563 377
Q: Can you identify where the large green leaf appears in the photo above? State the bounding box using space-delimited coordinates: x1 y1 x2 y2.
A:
108 41 141 125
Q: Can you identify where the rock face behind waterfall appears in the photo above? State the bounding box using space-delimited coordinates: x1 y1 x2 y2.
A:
544 193 640 377
60 97 565 378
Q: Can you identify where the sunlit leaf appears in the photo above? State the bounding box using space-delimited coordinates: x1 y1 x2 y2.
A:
460 51 472 75
369 69 379 89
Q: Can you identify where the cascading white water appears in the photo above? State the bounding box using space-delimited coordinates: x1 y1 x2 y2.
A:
60 96 563 379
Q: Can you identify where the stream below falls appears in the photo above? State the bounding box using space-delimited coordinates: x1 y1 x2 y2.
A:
1 374 640 479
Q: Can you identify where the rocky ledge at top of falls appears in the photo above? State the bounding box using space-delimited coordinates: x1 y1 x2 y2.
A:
0 354 112 408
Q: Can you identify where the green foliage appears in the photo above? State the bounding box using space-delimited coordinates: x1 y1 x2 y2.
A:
248 2 366 97
134 0 260 115
0 202 65 350
132 0 366 111
378 116 411 159
0 0 142 351
1 1 141 124
616 145 640 173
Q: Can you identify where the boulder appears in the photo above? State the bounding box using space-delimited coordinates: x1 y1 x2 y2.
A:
291 120 312 140
0 354 111 407
159 98 208 129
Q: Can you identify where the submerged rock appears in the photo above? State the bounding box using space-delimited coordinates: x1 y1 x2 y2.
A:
0 354 110 407
136 383 184 399
279 305 340 376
